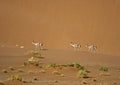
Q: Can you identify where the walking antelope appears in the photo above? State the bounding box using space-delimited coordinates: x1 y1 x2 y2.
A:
85 44 97 52
70 42 81 50
32 41 43 51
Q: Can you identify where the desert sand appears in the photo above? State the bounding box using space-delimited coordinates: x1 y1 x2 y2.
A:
0 46 120 85
0 0 120 85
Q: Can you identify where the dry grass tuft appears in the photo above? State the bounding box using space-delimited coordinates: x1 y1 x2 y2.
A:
33 77 38 80
28 71 34 74
52 70 61 75
60 74 65 77
0 80 5 85
17 69 24 72
7 75 22 82
39 69 46 73
92 78 97 82
8 66 15 71
99 67 108 72
2 69 8 73
77 69 89 78
81 80 88 84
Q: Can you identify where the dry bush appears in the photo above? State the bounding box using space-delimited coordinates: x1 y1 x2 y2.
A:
77 69 89 78
52 70 61 75
8 66 14 71
2 69 8 73
99 67 108 72
0 80 5 85
7 75 22 82
39 69 46 73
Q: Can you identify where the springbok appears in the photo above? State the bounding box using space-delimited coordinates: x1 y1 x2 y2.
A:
85 44 97 52
70 42 81 50
32 41 43 51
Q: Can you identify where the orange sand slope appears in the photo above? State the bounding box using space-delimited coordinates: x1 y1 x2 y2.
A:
0 0 120 56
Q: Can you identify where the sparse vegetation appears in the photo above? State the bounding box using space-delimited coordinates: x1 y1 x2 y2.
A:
48 63 85 70
54 80 58 83
8 66 14 71
26 50 42 58
24 50 44 67
52 70 61 75
60 74 64 77
31 50 41 58
49 63 58 68
17 69 24 72
92 78 97 82
2 69 8 73
33 77 38 80
7 75 22 82
39 69 46 73
24 61 39 66
77 69 89 78
22 80 28 83
67 63 74 67
81 80 88 84
0 80 5 85
66 63 86 70
0 59 117 85
22 80 32 83
28 71 34 74
99 67 108 72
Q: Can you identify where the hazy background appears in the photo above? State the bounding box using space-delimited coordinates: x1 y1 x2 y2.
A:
0 0 120 56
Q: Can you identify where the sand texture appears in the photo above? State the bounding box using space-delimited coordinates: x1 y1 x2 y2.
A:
0 46 120 85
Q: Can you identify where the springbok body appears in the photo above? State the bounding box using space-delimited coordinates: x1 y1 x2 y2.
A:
70 42 81 50
85 45 97 52
32 41 43 51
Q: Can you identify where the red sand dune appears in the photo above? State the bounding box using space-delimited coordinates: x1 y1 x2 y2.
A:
0 1 120 85
0 0 120 56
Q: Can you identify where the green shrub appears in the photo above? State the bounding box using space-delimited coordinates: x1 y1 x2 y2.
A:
66 63 86 71
32 51 41 58
67 63 74 67
26 50 42 58
49 63 58 68
77 69 89 78
22 80 32 83
29 61 39 66
73 63 85 70
61 64 67 67
24 61 39 66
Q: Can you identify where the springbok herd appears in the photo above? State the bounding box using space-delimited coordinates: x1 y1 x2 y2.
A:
32 41 97 52
0 41 97 52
